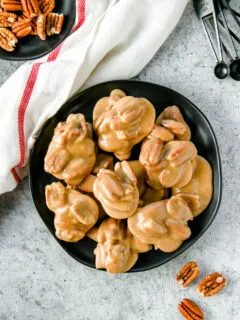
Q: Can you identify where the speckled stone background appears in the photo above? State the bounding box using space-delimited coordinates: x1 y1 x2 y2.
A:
0 2 240 320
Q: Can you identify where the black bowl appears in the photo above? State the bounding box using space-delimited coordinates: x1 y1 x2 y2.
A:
29 80 222 272
0 1 76 61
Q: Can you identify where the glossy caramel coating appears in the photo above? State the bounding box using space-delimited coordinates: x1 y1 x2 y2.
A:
77 174 96 193
93 161 139 219
44 114 96 186
156 105 191 141
93 90 155 160
87 218 151 273
140 131 197 189
128 196 193 252
128 160 147 197
172 156 213 217
93 153 114 174
45 182 99 242
142 187 168 206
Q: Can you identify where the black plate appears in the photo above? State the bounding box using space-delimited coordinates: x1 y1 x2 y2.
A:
29 80 222 272
0 1 76 61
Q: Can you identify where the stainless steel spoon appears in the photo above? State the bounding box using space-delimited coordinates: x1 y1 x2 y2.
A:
194 0 229 79
218 0 240 80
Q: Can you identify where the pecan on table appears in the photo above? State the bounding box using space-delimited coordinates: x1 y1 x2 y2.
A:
12 18 32 38
198 272 227 297
0 27 17 51
178 298 204 320
0 12 17 27
176 262 200 288
1 0 23 11
22 0 40 18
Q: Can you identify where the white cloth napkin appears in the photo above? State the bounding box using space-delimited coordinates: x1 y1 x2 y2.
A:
0 0 189 194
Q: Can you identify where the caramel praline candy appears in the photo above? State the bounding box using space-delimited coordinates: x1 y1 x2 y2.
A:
128 196 193 252
44 113 96 186
172 156 213 217
93 89 155 160
93 89 126 123
93 153 114 174
45 182 99 242
156 105 191 141
128 160 147 197
93 161 139 219
87 218 151 274
142 187 168 206
140 135 197 189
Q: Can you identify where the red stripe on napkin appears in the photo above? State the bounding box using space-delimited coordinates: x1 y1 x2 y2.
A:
11 0 86 183
11 168 21 183
16 63 41 169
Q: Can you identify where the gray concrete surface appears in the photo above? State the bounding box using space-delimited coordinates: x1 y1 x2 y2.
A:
0 2 240 320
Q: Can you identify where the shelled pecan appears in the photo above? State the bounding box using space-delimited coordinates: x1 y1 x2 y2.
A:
176 262 200 288
21 0 40 18
17 13 36 35
30 17 36 35
37 13 46 40
0 12 17 27
38 0 54 15
18 15 24 21
12 18 32 37
0 27 17 51
198 272 226 297
46 12 64 36
178 299 204 320
1 0 23 11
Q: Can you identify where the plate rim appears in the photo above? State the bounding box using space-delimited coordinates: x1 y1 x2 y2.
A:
29 79 222 272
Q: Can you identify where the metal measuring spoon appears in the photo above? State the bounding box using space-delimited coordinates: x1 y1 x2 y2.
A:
213 3 229 78
195 0 229 79
209 18 239 80
214 61 229 78
201 14 229 79
218 0 240 80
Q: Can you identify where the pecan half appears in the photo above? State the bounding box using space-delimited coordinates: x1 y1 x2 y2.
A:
21 0 40 18
198 272 226 297
12 18 32 38
176 262 200 288
178 299 204 320
1 0 23 11
18 14 37 35
37 13 46 40
39 0 55 15
0 12 17 27
0 27 17 51
30 17 36 35
46 12 64 36
18 14 25 21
